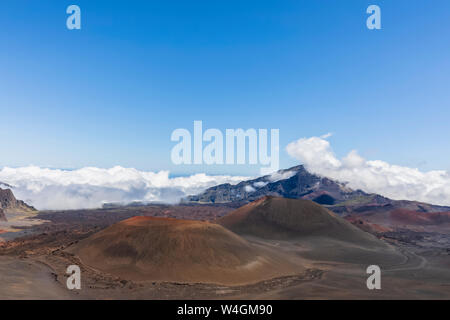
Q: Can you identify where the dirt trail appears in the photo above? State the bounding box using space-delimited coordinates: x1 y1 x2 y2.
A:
384 247 428 272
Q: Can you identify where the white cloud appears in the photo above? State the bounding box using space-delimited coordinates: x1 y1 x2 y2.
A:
320 132 333 139
253 181 268 188
286 136 450 206
267 170 297 183
0 166 250 210
244 185 256 193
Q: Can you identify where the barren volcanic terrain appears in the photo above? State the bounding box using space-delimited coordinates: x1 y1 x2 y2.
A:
68 216 301 285
0 196 449 299
346 209 450 233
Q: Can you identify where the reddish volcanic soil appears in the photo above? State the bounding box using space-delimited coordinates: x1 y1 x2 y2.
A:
390 209 450 225
346 209 450 234
345 216 392 234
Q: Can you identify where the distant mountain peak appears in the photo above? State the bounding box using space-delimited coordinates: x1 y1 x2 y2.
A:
184 165 364 206
184 165 450 215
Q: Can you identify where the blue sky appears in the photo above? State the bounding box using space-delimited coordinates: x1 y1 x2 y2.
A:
1 0 449 176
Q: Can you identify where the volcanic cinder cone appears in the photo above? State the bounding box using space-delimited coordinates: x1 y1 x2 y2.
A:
68 216 300 285
218 196 384 247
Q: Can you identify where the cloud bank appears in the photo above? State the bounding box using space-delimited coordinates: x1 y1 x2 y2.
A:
0 166 249 210
286 135 450 206
3 136 449 210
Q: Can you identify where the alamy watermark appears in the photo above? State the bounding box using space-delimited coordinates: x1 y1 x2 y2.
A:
66 265 81 290
367 5 381 30
171 121 279 175
366 265 381 290
65 5 380 31
66 5 81 30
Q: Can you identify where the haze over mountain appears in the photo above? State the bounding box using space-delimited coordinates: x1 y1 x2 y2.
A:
286 135 450 207
185 165 450 216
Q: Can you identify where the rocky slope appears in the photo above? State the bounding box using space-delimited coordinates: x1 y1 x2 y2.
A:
0 188 37 219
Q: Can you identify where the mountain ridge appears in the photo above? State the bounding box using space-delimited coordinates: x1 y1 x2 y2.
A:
184 165 450 215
